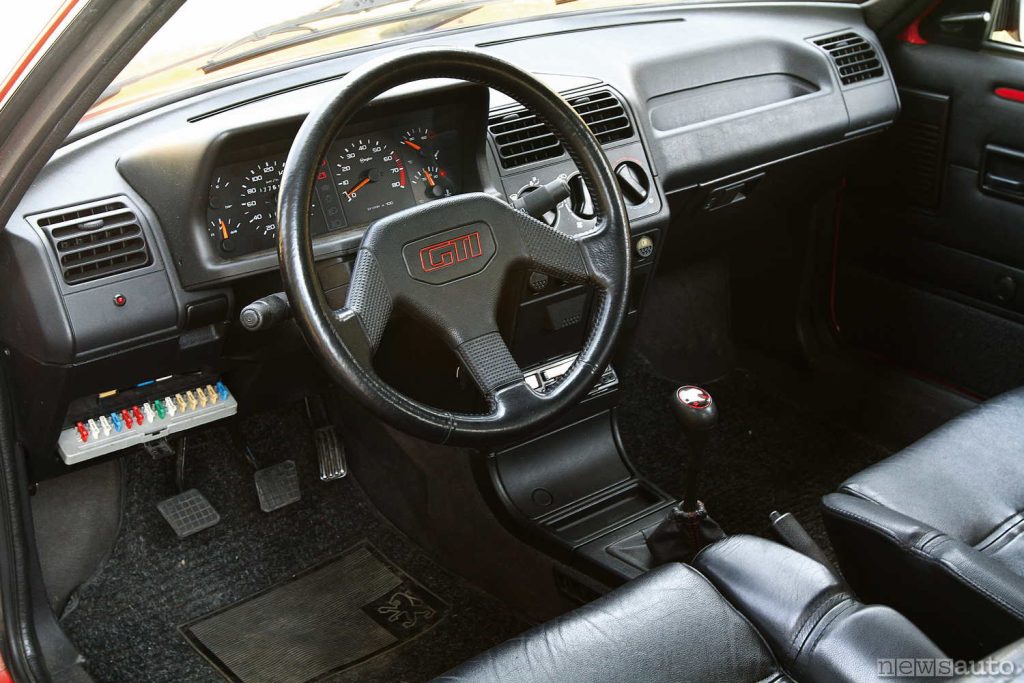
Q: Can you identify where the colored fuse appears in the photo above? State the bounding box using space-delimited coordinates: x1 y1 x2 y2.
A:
206 385 218 404
197 388 208 408
154 399 165 419
111 413 123 432
121 409 133 429
143 403 156 423
87 418 100 440
99 415 112 436
165 396 178 417
186 391 198 410
176 394 187 413
132 405 144 425
215 381 229 401
76 422 88 443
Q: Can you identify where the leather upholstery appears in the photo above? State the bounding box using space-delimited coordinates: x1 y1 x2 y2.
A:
436 561 791 683
693 536 945 683
438 536 948 682
822 387 1024 659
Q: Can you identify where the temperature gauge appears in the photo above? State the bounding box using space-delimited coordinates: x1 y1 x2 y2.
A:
400 127 439 161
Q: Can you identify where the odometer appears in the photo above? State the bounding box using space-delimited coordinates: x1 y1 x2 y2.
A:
240 159 283 247
332 138 414 221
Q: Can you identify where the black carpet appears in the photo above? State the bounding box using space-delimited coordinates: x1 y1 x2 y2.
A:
61 404 527 683
617 356 891 555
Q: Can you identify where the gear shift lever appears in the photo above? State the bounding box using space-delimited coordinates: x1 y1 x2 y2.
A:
673 386 718 512
645 385 726 565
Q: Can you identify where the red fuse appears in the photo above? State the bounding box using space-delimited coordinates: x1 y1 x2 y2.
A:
121 409 133 428
76 422 88 443
132 405 144 425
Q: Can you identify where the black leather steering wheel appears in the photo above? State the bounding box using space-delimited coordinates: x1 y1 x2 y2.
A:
278 48 631 446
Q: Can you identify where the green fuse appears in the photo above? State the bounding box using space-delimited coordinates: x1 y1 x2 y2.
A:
154 399 165 419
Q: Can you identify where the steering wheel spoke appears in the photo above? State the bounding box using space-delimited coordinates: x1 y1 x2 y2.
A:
455 330 527 402
343 249 393 353
517 215 593 285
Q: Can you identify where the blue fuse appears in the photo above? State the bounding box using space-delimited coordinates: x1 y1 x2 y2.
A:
215 381 229 401
111 413 123 432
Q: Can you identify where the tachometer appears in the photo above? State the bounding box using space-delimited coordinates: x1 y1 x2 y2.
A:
333 139 414 220
239 159 284 244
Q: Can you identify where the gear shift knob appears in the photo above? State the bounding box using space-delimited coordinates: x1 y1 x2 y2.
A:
672 386 718 433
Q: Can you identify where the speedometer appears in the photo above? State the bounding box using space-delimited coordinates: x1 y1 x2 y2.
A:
332 139 414 221
239 159 283 246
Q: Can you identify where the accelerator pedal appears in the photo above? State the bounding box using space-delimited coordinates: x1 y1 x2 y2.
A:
314 426 347 481
158 489 220 538
254 460 301 512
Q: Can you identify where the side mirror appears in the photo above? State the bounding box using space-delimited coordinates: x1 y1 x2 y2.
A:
920 0 994 49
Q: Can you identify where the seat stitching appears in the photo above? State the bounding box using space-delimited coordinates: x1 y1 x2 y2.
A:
792 595 857 664
976 511 1024 553
827 504 1024 621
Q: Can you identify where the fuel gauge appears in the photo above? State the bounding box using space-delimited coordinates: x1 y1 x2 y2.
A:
209 217 239 254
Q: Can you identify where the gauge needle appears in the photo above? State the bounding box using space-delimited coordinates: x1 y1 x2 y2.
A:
347 177 372 197
219 219 229 240
422 169 436 187
402 140 422 151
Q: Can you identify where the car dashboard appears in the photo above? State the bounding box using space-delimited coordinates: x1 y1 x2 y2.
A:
0 3 900 478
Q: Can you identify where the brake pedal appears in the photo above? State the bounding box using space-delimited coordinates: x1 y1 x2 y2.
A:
254 460 301 512
158 489 220 538
314 426 347 481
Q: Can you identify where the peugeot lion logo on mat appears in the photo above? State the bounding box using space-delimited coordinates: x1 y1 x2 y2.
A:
376 589 438 629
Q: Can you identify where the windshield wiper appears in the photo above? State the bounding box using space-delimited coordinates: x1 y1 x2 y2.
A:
202 0 497 74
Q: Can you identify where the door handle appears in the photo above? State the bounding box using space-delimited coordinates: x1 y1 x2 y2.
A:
985 173 1024 195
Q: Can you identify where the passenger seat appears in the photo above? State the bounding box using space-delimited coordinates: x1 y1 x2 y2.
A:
823 388 1024 659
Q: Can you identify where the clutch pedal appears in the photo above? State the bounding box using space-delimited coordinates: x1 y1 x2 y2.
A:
158 489 220 538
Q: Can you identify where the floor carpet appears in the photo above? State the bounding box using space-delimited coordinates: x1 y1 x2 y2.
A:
616 355 892 557
61 403 527 683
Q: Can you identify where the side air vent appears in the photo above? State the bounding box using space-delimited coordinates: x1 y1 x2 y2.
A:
36 199 151 285
814 33 884 86
488 88 634 169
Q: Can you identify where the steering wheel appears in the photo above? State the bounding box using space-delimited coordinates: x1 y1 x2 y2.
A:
278 48 631 446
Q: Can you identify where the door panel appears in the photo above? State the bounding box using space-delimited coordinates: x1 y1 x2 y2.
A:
837 20 1024 397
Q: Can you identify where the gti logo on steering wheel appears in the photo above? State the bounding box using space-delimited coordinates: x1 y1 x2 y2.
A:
419 230 483 272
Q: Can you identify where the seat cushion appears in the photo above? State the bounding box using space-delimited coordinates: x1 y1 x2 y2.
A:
822 387 1024 659
694 536 945 683
837 386 1024 549
434 562 791 683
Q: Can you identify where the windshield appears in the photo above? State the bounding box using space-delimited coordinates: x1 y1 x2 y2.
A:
86 0 669 122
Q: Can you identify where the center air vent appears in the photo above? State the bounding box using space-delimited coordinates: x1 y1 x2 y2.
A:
814 33 885 86
488 88 635 169
35 199 151 285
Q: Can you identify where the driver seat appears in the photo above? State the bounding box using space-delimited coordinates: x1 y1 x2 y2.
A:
436 536 945 683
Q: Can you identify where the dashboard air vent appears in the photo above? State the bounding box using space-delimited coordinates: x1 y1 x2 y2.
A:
814 33 884 86
488 109 562 169
37 200 151 285
568 89 633 145
488 88 634 169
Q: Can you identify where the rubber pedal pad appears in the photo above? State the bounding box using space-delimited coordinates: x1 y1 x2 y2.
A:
254 460 301 512
157 489 221 538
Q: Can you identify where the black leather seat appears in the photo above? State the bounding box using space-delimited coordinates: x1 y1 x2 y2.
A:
437 535 945 682
822 388 1024 659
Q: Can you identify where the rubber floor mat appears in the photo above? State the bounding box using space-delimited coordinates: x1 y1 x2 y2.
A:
183 543 448 683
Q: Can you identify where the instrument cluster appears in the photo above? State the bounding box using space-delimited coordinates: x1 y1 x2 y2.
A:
205 113 461 258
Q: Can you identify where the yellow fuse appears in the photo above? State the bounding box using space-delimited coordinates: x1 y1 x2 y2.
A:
175 394 186 413
186 391 198 410
197 388 208 408
206 385 218 404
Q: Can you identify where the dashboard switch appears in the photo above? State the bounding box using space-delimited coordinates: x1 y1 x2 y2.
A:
614 161 650 205
113 294 127 307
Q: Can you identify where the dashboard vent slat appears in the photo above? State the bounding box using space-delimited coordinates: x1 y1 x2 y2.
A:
814 32 885 86
488 88 634 169
34 199 152 285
